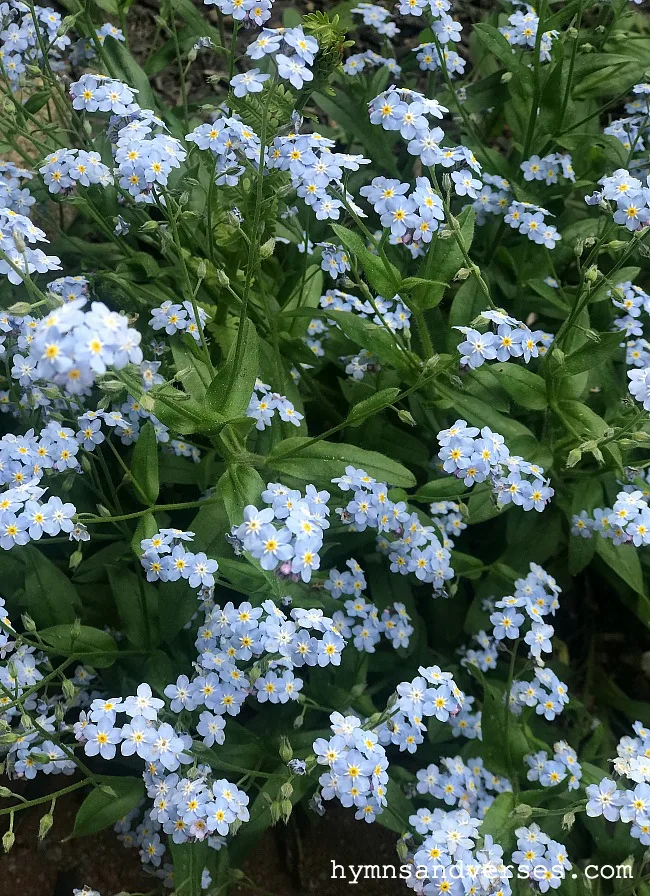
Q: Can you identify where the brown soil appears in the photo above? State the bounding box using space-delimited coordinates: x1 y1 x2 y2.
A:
0 781 406 896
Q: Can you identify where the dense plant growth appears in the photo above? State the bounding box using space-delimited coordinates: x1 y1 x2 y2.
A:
1 0 650 893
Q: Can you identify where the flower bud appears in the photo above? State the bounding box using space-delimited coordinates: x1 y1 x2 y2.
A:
21 613 36 633
585 265 599 283
280 782 294 800
215 269 230 287
69 550 83 571
513 803 533 819
281 799 293 822
279 736 293 762
3 831 14 852
454 267 471 281
500 71 512 83
38 813 54 840
441 173 451 194
196 259 207 280
8 302 31 315
139 220 159 232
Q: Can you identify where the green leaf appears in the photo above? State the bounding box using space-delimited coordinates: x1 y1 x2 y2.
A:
597 539 646 600
267 437 416 487
130 421 160 505
481 679 530 778
102 36 159 113
171 339 211 400
39 624 118 668
412 477 467 502
331 311 414 374
400 276 448 311
436 381 533 441
473 23 520 71
205 319 259 418
419 207 475 299
479 792 516 851
72 778 145 837
331 224 401 298
345 388 400 427
217 465 265 527
22 546 78 627
563 332 623 376
24 91 51 114
107 567 158 649
170 841 209 896
485 363 547 410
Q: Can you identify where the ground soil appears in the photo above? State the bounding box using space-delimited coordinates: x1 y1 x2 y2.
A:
0 781 405 896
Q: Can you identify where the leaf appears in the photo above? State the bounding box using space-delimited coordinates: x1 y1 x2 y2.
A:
72 777 145 837
436 381 534 441
22 546 78 627
170 840 209 896
479 792 516 850
102 36 159 113
331 223 401 298
485 363 548 410
130 421 160 505
171 339 211 400
267 437 416 487
596 538 646 600
399 276 448 311
563 332 623 376
473 23 520 71
39 624 118 668
419 207 475 299
345 388 400 427
330 311 414 373
108 566 158 649
481 679 531 778
217 465 265 527
205 319 259 418
412 477 467 502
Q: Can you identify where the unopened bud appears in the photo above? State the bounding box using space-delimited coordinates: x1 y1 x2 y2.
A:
279 736 293 763
97 504 112 517
259 238 276 259
179 192 190 207
69 550 83 571
99 379 125 393
21 613 36 633
566 27 578 39
454 267 471 281
513 803 533 819
196 260 207 280
8 302 31 315
574 239 585 257
38 813 54 840
139 220 159 233
500 71 512 83
3 831 14 852
0 786 13 798
62 678 76 701
70 618 82 640
396 838 409 862
215 269 230 288
269 801 282 824
280 782 294 800
12 230 26 253
188 47 198 63
441 173 451 194
585 265 599 283
281 799 293 822
580 42 594 53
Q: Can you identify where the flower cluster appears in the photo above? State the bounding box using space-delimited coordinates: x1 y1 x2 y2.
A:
413 41 465 77
437 419 554 511
203 0 273 27
39 149 112 195
0 162 35 215
414 755 511 817
245 380 304 431
315 712 389 823
149 300 209 343
187 116 262 188
572 486 650 547
500 6 558 62
0 1 71 88
504 200 561 248
456 309 552 369
324 560 414 653
526 741 582 791
586 720 650 846
586 168 650 231
351 3 399 37
245 26 318 91
0 209 61 285
112 108 186 203
8 296 142 394
333 465 454 596
231 480 328 581
511 825 572 893
360 174 445 245
140 528 219 587
521 153 575 185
